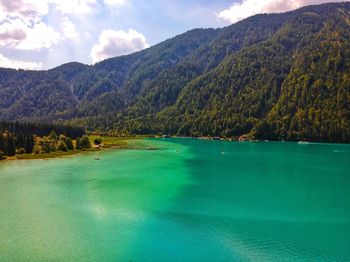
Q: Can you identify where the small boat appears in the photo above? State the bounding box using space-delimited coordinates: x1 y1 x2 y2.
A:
94 157 101 160
298 141 309 145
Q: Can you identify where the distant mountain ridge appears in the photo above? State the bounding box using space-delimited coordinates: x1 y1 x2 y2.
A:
0 2 349 142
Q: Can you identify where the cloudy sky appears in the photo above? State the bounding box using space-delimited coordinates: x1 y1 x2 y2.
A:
0 0 342 70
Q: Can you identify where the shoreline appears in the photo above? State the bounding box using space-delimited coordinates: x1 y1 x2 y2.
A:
2 135 347 162
161 135 350 144
1 136 145 162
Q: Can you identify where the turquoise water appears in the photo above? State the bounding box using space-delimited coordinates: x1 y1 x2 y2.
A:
0 139 350 261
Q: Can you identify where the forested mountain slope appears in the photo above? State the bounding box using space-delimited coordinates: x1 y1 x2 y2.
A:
0 2 349 142
0 28 219 121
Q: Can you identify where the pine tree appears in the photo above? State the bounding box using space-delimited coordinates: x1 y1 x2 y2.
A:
24 135 34 154
66 137 74 150
6 135 16 156
0 134 5 155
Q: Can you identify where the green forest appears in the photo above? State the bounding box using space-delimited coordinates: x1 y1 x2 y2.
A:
0 3 349 142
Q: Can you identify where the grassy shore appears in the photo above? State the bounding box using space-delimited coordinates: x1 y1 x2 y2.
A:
14 150 83 160
4 136 145 161
89 135 136 148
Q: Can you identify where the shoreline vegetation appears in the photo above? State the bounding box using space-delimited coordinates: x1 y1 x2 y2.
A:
0 133 240 162
0 120 346 162
0 121 156 162
1 134 347 162
3 135 151 161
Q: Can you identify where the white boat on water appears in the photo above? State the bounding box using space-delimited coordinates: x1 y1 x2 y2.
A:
298 141 309 145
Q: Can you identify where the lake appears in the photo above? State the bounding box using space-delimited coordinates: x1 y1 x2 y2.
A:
1 138 350 261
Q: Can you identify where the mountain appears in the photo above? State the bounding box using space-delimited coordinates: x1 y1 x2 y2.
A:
0 2 349 142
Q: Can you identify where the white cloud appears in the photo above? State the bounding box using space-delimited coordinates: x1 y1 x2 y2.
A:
104 0 126 7
0 27 26 42
0 0 49 24
90 29 150 63
0 19 59 50
0 0 61 51
0 0 99 68
49 0 98 15
61 17 79 39
217 0 344 23
0 0 99 18
0 52 42 70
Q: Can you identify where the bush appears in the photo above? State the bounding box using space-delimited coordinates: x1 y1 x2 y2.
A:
57 141 68 152
40 137 51 153
49 130 58 140
75 137 80 149
33 144 41 154
0 150 4 160
59 134 67 143
66 137 74 150
77 135 91 150
94 137 102 145
17 148 26 155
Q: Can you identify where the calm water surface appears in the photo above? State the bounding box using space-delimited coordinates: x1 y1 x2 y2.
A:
0 139 350 261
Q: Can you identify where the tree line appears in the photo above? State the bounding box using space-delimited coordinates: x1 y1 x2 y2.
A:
0 132 34 158
0 121 85 139
0 121 90 160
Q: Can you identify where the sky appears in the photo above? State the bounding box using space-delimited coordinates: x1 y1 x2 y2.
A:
0 0 344 70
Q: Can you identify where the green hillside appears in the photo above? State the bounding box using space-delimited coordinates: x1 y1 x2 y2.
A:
0 2 349 142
